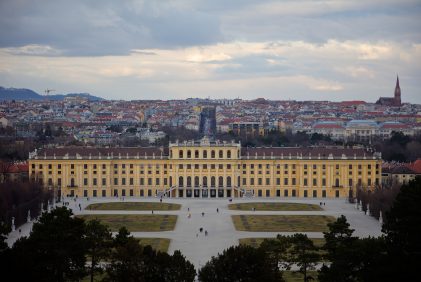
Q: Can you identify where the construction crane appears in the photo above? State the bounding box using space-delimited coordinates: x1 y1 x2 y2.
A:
44 89 55 96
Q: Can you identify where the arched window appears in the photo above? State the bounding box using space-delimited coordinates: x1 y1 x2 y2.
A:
227 150 231 159
218 176 224 187
187 176 192 187
187 150 191 158
211 176 216 187
203 150 208 158
179 150 183 159
71 178 75 187
227 176 232 187
179 176 184 187
169 176 172 186
195 176 200 187
335 179 340 187
195 150 199 158
211 150 215 158
219 150 223 158
203 176 208 187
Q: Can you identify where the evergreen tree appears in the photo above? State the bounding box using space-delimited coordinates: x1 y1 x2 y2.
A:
260 235 292 271
318 215 358 282
11 207 87 282
199 244 283 282
85 219 112 282
382 176 421 281
289 234 320 282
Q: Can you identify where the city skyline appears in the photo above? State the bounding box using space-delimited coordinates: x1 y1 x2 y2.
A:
1 1 420 103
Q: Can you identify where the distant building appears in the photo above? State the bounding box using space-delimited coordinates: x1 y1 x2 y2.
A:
0 162 28 183
376 76 401 106
312 122 345 140
345 120 379 142
381 160 420 185
229 121 265 136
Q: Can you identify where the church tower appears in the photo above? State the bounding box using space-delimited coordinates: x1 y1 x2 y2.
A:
394 75 401 106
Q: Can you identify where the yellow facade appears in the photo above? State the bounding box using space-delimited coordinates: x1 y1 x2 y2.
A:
29 139 382 199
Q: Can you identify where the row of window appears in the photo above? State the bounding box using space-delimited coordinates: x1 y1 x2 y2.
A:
50 176 378 188
70 188 341 198
33 163 379 171
34 163 168 170
175 149 236 159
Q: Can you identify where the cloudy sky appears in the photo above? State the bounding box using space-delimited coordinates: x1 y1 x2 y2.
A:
0 0 420 102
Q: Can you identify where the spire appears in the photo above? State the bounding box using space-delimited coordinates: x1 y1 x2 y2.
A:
394 74 401 106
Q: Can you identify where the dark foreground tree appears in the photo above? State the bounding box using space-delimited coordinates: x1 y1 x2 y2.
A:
105 228 195 282
85 219 112 282
10 207 87 282
198 244 283 282
289 234 320 282
319 215 388 282
260 235 292 271
382 176 421 281
0 221 9 252
318 215 358 282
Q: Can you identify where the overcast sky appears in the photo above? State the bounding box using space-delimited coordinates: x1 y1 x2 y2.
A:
0 0 420 103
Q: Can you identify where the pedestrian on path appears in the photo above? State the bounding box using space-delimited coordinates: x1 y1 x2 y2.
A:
152 210 154 214
205 230 208 236
216 208 219 213
202 212 205 217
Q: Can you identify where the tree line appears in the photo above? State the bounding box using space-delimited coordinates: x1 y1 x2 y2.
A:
0 180 51 227
1 177 419 281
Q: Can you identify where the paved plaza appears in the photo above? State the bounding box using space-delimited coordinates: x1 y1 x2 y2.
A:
7 197 382 270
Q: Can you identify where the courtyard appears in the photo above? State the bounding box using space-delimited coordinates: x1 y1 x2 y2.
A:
7 197 383 272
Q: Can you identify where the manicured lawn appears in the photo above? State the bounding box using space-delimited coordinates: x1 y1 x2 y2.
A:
85 202 181 211
78 214 177 232
232 215 335 232
228 202 323 211
239 237 325 248
283 271 319 282
137 238 171 253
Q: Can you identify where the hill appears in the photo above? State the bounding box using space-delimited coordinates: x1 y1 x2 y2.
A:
0 87 104 101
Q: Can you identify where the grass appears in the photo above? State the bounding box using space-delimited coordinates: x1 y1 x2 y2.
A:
78 214 177 232
232 215 335 232
228 202 323 211
283 271 319 282
137 238 171 253
239 237 325 248
85 202 181 211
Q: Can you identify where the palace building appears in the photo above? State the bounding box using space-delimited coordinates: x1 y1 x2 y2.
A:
28 138 382 199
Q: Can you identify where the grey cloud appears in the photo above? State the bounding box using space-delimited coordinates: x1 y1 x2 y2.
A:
220 1 421 43
0 0 223 56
